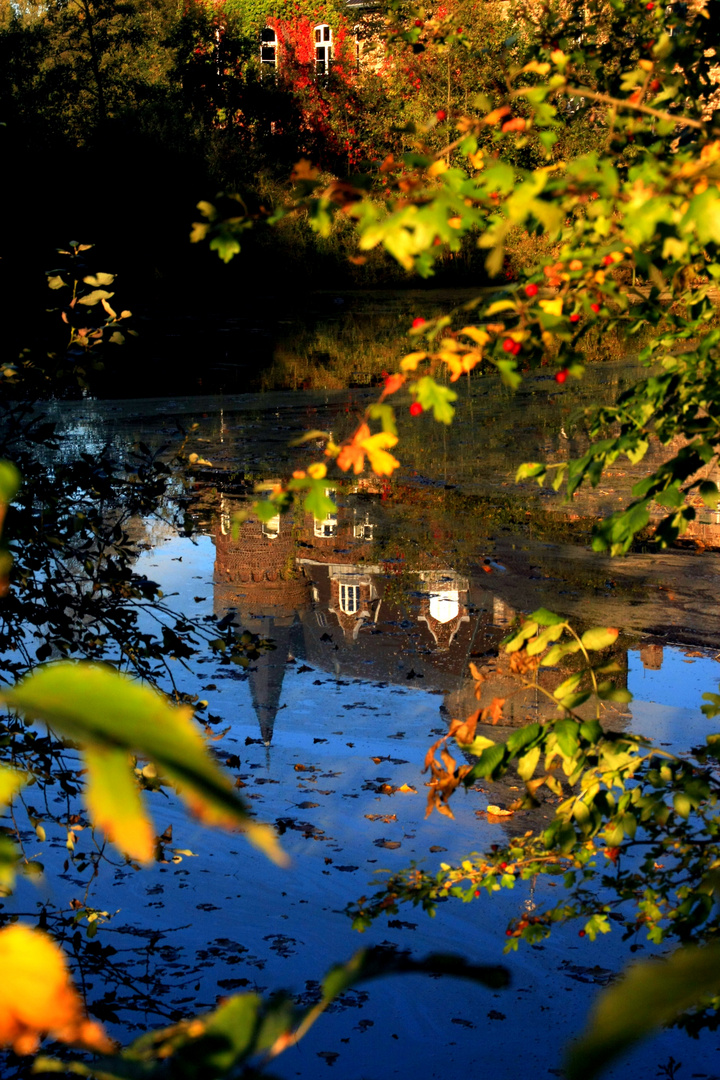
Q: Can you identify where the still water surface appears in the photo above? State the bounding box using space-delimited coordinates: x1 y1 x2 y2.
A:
11 348 720 1078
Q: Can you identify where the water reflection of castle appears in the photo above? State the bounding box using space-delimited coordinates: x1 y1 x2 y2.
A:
212 489 640 744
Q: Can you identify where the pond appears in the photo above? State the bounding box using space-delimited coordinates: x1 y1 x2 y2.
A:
5 297 720 1079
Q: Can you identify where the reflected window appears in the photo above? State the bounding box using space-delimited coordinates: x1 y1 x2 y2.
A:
314 519 337 538
261 26 277 68
429 590 459 624
314 490 337 537
354 522 374 541
262 514 281 539
315 610 327 626
314 24 332 74
339 583 360 615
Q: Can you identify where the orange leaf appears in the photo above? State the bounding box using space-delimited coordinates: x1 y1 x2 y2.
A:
337 423 371 474
380 373 405 398
0 925 115 1056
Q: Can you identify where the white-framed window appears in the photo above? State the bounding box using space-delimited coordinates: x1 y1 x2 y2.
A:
339 583 360 615
354 522 374 541
261 514 280 539
260 26 278 69
314 489 337 537
314 520 337 538
314 24 332 75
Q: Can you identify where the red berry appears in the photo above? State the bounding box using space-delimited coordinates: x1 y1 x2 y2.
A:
512 341 522 355
645 2 654 9
570 313 580 323
411 317 426 329
409 401 423 416
474 889 480 897
555 369 568 384
525 283 538 297
602 255 613 266
502 338 516 353
579 930 587 937
505 929 513 936
414 18 423 25
500 862 508 869
650 78 661 91
590 302 601 313
436 109 447 121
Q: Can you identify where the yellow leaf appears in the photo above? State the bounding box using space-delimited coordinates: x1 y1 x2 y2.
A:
400 351 427 371
523 60 551 75
0 767 26 805
84 747 155 863
362 431 400 477
539 299 563 317
396 783 417 793
460 326 490 346
307 462 327 480
428 160 449 178
0 925 114 1056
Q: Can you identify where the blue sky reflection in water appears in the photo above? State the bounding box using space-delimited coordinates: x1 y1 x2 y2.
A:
9 384 720 1079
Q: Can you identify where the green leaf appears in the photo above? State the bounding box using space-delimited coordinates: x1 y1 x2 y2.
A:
414 376 457 424
515 462 546 483
581 627 619 651
467 743 507 780
699 481 719 507
542 640 581 666
1 663 288 866
597 686 632 704
209 234 241 263
367 403 398 435
530 608 566 627
0 461 21 505
504 621 539 652
526 623 564 656
554 719 580 757
506 724 541 755
304 482 337 522
553 672 582 700
255 499 281 523
566 942 720 1080
0 835 20 896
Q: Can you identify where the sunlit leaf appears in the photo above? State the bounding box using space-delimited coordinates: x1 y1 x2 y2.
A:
566 942 720 1080
0 766 26 804
0 924 114 1056
0 461 21 505
1 663 288 866
581 627 619 651
84 747 155 863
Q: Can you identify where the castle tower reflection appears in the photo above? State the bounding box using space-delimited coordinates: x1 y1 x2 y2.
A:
210 486 633 744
